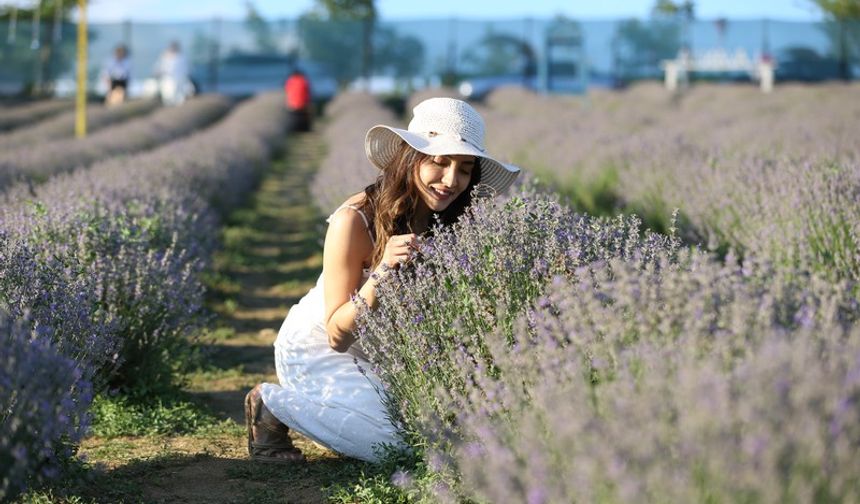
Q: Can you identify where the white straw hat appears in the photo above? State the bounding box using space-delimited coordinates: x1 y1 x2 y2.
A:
365 97 521 196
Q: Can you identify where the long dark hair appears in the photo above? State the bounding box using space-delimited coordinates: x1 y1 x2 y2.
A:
359 141 482 268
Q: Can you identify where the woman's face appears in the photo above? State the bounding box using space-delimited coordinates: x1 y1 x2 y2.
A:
414 154 475 212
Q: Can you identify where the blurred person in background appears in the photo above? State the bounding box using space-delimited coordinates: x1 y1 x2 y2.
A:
154 41 191 106
101 44 131 107
284 68 312 132
244 97 521 463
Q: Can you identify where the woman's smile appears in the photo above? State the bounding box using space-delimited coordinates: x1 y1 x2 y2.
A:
417 154 475 212
429 186 455 201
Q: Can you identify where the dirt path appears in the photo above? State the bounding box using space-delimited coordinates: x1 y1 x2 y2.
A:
76 131 369 503
188 129 328 429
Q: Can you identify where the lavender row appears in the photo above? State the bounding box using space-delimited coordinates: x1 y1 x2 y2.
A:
357 191 682 440
474 83 860 282
313 86 860 499
0 313 93 503
0 99 74 132
0 91 287 496
310 92 401 213
0 95 232 192
0 99 160 151
355 191 860 502
447 258 859 503
0 91 288 392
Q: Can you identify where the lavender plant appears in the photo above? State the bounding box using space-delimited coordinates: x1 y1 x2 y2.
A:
441 255 859 503
0 99 160 151
0 92 288 393
311 92 401 213
0 100 75 132
0 312 93 503
0 95 231 192
305 85 860 502
356 189 680 445
0 91 286 496
0 230 119 387
352 183 859 502
472 83 860 282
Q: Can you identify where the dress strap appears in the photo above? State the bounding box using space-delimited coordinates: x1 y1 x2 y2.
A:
327 204 375 245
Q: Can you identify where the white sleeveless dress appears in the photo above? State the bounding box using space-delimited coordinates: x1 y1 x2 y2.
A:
260 205 404 462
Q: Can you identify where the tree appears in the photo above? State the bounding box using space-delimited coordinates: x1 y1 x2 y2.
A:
0 3 81 95
810 0 860 18
652 0 695 18
808 0 860 79
300 0 376 85
297 15 364 86
652 0 694 52
311 0 376 20
373 27 425 80
613 19 681 80
244 1 278 53
610 0 698 82
461 29 537 77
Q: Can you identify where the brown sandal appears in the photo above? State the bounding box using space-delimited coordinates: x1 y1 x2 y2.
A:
245 384 306 464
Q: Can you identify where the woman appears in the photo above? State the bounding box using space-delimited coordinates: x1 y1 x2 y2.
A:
245 97 520 463
102 45 131 106
154 41 190 106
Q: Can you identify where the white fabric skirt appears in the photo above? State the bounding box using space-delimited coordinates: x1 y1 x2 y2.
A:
260 323 404 462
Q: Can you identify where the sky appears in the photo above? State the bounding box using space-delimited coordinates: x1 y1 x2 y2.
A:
60 0 823 23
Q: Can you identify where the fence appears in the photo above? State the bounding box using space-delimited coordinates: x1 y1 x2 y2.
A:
0 14 858 97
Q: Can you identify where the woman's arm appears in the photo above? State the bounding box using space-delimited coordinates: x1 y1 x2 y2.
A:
323 208 374 352
322 208 417 352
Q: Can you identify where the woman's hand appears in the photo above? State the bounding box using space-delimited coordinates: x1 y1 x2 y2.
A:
379 233 419 270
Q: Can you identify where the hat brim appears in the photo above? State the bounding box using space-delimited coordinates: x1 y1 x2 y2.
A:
365 125 520 196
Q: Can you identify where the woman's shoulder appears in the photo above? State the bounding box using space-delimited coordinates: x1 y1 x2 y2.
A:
326 208 374 256
328 193 368 226
343 192 367 208
327 193 374 246
329 193 369 220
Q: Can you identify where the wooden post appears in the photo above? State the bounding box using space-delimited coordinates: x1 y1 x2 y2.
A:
75 0 87 138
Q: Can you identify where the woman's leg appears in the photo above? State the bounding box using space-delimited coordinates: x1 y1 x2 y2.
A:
261 338 407 462
245 383 305 463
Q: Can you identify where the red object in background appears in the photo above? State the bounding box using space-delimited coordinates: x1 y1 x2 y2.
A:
285 72 311 110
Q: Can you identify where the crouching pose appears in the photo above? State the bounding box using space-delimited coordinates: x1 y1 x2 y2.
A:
245 97 520 463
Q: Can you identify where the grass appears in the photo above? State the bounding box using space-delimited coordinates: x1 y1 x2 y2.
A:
88 393 239 438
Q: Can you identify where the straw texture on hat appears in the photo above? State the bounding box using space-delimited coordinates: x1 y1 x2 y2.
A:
365 97 520 195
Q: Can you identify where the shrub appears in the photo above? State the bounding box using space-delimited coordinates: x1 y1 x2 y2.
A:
0 313 93 502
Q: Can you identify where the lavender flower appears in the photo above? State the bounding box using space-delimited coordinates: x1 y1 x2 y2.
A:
0 99 75 132
0 95 232 192
0 92 289 393
0 99 160 151
0 311 93 502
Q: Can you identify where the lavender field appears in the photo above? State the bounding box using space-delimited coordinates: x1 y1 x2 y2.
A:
1 82 859 503
1 93 290 501
0 99 160 151
0 95 231 191
0 100 75 132
313 86 860 503
476 83 860 283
